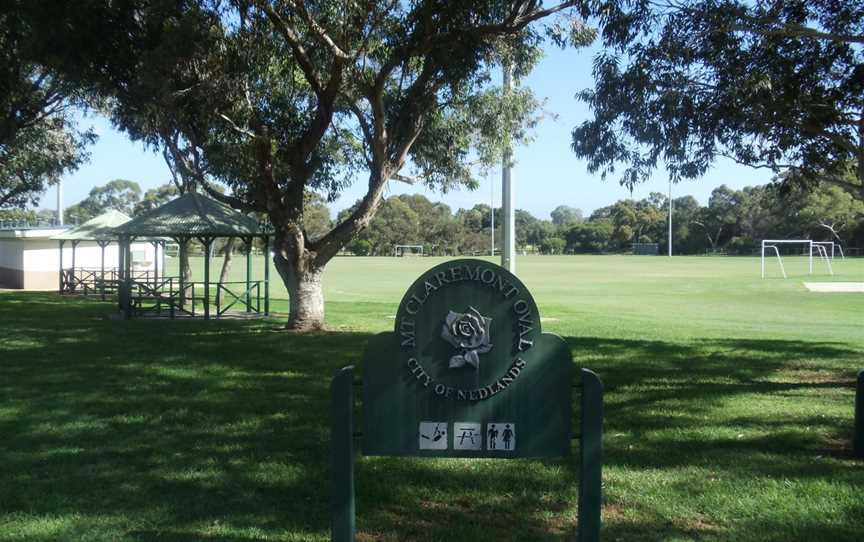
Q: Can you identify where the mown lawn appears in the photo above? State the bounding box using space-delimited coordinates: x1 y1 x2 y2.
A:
1 255 863 541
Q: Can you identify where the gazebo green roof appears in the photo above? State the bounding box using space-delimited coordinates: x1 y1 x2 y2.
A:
52 210 133 241
113 193 265 238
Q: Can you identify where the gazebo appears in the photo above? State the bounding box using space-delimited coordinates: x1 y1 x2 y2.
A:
52 210 162 298
112 193 272 320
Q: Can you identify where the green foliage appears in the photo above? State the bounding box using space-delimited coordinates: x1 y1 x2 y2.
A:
565 220 613 253
22 1 597 327
65 179 142 223
540 236 565 254
0 3 96 209
0 208 37 224
339 196 420 255
26 1 590 243
134 183 180 215
550 205 583 226
337 181 863 257
303 192 333 241
572 0 864 196
796 183 864 241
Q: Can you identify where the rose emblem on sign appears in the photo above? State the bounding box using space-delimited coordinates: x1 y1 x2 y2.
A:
441 306 492 369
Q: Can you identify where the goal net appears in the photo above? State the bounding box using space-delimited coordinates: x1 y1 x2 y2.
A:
631 242 659 255
761 240 834 278
393 244 424 257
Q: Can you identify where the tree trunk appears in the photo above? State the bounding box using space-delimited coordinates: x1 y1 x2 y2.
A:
273 248 325 331
216 237 236 305
857 110 863 191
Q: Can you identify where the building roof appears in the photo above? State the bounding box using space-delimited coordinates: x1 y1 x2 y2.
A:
51 210 132 241
112 192 265 238
0 227 68 240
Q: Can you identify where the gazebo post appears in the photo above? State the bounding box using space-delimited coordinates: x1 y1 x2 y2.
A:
263 235 270 316
177 237 187 312
245 237 252 313
117 236 126 316
99 241 107 300
58 240 65 294
71 240 79 292
201 237 213 320
160 240 167 281
124 237 134 319
151 240 159 287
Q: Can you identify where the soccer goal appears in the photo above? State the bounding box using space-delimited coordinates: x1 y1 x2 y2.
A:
631 242 659 255
760 240 834 278
393 244 424 257
811 241 845 260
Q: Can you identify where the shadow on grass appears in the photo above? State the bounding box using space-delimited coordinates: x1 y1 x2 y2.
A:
1 293 862 541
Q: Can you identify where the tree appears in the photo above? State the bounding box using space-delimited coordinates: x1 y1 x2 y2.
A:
65 179 142 224
692 185 739 251
514 208 540 248
34 1 593 330
455 204 496 255
0 208 36 224
565 220 612 253
303 193 332 242
395 195 462 255
572 1 864 199
0 5 95 209
340 197 419 256
606 197 665 250
797 183 864 243
668 195 703 254
523 216 557 252
550 204 582 226
134 183 180 215
540 236 565 254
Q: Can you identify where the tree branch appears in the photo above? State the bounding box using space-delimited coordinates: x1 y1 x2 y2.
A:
253 0 323 97
288 0 351 59
292 57 345 176
717 152 796 171
218 112 256 139
310 110 427 264
197 177 258 213
729 22 864 45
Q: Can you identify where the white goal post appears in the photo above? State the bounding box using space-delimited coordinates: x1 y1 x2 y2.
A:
811 241 845 260
761 240 834 279
393 244 424 257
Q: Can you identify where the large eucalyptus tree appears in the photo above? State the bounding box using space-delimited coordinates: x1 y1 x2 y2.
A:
31 0 591 329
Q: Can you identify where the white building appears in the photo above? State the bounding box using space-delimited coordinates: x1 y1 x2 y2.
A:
0 211 159 291
0 226 70 289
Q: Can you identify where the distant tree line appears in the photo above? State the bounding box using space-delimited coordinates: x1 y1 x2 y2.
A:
3 177 862 257
340 182 864 256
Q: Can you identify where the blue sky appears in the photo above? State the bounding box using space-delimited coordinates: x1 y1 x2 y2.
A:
54 42 771 221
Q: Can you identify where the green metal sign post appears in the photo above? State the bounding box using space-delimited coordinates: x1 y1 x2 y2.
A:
855 370 863 460
330 259 603 540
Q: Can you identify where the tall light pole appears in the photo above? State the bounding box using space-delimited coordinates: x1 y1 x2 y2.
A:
490 169 495 257
667 178 673 257
501 60 515 274
57 180 64 226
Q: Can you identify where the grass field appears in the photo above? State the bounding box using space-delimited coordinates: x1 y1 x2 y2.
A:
2 255 863 541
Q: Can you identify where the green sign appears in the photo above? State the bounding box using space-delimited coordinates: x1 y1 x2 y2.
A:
363 258 572 458
330 259 603 541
